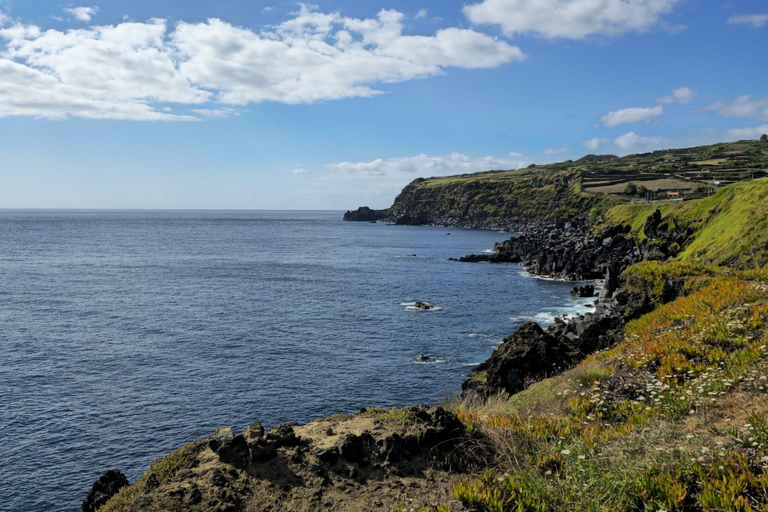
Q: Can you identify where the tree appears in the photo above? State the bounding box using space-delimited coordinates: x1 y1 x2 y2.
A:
760 134 768 142
624 182 638 196
637 185 648 197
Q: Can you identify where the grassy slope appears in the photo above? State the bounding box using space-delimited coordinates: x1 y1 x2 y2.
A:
604 178 768 268
391 139 767 228
436 264 768 512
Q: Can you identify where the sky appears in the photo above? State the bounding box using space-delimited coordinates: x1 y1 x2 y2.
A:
0 0 766 209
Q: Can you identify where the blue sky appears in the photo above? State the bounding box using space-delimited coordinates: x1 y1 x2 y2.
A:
0 0 766 209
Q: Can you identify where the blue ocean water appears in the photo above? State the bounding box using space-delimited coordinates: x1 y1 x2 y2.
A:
0 210 594 512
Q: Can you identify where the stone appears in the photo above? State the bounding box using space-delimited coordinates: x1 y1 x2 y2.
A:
82 470 129 512
266 423 300 446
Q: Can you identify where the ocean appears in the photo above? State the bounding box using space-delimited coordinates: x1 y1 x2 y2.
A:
0 210 595 511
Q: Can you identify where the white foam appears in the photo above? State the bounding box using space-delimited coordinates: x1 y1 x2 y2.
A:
400 301 442 311
405 305 443 311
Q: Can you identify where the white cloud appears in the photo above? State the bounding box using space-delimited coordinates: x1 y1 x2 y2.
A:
326 151 531 178
0 6 524 121
582 137 608 150
723 124 768 140
64 6 99 23
697 95 768 120
657 86 696 105
544 147 568 155
292 168 309 174
415 9 428 19
464 0 680 39
191 108 239 118
600 106 663 127
614 131 667 152
727 14 768 28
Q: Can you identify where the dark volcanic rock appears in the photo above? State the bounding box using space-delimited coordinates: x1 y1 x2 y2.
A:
570 284 595 297
462 322 578 397
339 433 375 463
209 428 250 469
452 218 639 281
82 470 129 512
343 207 387 222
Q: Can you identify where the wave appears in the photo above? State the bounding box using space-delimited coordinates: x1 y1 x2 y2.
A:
412 358 450 365
462 332 492 338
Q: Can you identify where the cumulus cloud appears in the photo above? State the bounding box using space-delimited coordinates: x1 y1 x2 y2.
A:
582 137 608 150
657 87 696 105
415 9 429 19
727 14 768 28
723 124 768 141
600 106 663 127
697 95 768 121
191 108 239 118
64 6 99 23
464 0 680 39
614 132 667 152
0 6 524 121
326 152 531 177
292 168 309 174
544 147 568 155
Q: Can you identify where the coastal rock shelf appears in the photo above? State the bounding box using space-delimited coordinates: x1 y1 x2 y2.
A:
90 406 469 512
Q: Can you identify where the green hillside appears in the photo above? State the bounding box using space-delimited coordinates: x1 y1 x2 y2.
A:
604 178 768 268
366 139 768 228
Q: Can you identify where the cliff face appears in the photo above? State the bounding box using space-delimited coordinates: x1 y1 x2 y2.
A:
345 170 607 229
345 139 768 230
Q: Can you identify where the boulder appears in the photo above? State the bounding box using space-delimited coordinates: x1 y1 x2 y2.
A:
82 470 129 512
463 322 578 397
209 428 250 469
570 284 595 297
266 423 300 446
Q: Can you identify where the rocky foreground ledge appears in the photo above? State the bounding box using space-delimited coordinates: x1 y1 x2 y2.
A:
84 406 471 512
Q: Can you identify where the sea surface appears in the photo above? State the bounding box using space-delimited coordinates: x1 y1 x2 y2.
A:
0 210 595 512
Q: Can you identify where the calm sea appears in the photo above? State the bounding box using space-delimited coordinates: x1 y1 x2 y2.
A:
0 210 594 511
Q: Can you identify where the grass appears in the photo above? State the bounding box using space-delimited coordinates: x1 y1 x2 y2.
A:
603 178 768 268
430 261 768 511
584 178 694 195
99 440 203 512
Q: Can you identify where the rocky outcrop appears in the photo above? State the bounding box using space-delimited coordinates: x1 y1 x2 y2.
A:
342 207 387 222
571 284 595 297
88 406 468 512
462 256 690 398
451 218 640 281
82 470 129 512
462 299 625 398
344 171 603 229
462 323 578 397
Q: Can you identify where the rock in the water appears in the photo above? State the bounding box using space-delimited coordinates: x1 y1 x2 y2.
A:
412 302 434 311
343 206 387 222
82 470 129 512
415 354 430 362
570 284 595 297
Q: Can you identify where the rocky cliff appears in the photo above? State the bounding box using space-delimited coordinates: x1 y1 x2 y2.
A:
344 169 606 229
